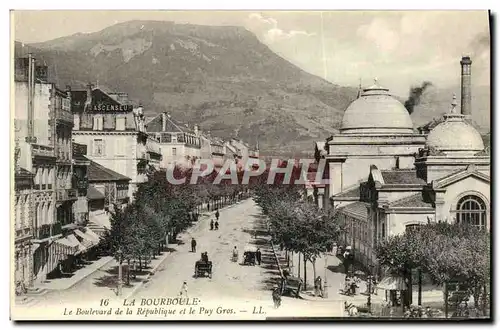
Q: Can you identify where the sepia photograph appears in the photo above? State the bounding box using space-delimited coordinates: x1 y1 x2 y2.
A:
10 9 491 321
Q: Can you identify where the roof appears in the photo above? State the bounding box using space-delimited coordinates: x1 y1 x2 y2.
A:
389 194 433 208
87 185 105 200
333 185 360 198
340 81 414 134
72 88 126 113
380 170 427 185
338 201 369 219
426 113 484 154
146 113 196 134
432 165 490 189
88 160 131 182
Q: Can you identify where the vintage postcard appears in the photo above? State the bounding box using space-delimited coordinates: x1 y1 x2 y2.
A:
11 10 491 321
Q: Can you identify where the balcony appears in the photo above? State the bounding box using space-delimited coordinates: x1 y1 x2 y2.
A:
56 188 78 202
15 227 32 241
53 107 73 124
31 144 55 159
34 222 62 240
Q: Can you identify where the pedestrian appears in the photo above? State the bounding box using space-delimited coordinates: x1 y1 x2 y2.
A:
191 238 197 253
256 248 262 265
272 285 281 309
215 208 220 220
314 276 322 297
215 220 219 230
210 219 214 231
425 306 433 318
232 246 238 262
179 281 188 297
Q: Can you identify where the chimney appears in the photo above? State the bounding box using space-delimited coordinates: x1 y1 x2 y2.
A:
66 85 71 98
460 56 472 120
194 124 199 136
162 112 167 132
84 83 93 111
26 53 35 142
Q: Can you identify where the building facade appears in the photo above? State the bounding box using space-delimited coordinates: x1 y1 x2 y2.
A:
71 84 149 200
14 139 35 290
15 55 72 284
145 112 201 169
86 160 131 236
72 143 90 226
314 57 490 277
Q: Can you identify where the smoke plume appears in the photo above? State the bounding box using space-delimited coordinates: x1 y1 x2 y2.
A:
404 81 433 114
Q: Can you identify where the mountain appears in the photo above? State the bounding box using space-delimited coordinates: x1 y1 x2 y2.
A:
16 20 490 156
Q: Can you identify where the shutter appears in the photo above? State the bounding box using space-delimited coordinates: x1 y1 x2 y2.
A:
89 140 94 157
102 140 106 156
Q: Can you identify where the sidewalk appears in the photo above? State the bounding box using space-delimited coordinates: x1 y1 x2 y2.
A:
19 199 249 305
37 256 114 291
281 250 444 305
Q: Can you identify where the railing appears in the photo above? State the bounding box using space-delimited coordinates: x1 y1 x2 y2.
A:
31 144 55 158
15 227 32 240
56 188 78 201
35 222 62 240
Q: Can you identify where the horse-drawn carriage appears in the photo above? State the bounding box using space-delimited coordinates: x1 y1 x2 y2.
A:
194 252 212 278
243 246 256 266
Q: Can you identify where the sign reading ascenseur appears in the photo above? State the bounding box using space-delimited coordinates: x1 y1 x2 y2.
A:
92 104 133 112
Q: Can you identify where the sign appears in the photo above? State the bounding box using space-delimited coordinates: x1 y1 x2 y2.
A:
92 104 133 112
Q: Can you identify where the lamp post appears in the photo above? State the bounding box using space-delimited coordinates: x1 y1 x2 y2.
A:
117 248 123 296
367 264 374 313
323 252 328 298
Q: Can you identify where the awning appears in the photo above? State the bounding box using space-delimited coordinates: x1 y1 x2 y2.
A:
376 275 407 290
89 212 111 232
82 228 101 244
53 237 79 256
87 186 105 200
67 234 87 255
74 229 96 248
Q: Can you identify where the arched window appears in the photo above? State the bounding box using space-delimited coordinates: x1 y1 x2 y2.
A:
455 195 487 229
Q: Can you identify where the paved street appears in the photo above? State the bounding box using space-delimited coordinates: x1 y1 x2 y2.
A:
135 198 282 301
20 199 345 318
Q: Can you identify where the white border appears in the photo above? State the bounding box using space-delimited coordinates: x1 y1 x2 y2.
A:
2 1 499 330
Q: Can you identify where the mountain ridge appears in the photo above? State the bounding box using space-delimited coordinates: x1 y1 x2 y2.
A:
16 20 490 155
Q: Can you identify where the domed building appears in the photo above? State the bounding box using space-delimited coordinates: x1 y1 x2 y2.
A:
312 57 490 279
313 79 426 207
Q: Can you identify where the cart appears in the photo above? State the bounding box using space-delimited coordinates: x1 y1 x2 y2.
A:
194 260 213 278
243 246 257 266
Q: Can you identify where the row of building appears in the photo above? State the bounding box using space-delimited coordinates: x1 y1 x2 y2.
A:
305 56 490 279
13 54 259 290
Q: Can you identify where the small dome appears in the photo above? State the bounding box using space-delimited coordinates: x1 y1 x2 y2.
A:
426 96 484 155
340 79 414 134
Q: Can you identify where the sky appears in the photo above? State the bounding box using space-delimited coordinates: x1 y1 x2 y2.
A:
12 10 491 96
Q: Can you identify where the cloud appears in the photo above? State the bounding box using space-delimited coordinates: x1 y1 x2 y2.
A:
357 18 399 53
247 12 316 43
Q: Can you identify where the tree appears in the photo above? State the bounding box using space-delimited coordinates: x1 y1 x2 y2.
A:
376 222 490 312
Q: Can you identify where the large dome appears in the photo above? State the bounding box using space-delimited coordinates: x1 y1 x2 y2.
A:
340 81 414 134
426 112 484 155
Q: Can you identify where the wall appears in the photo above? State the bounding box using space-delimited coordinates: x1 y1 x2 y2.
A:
439 176 490 226
15 81 53 146
341 156 396 191
73 133 138 199
387 212 434 237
